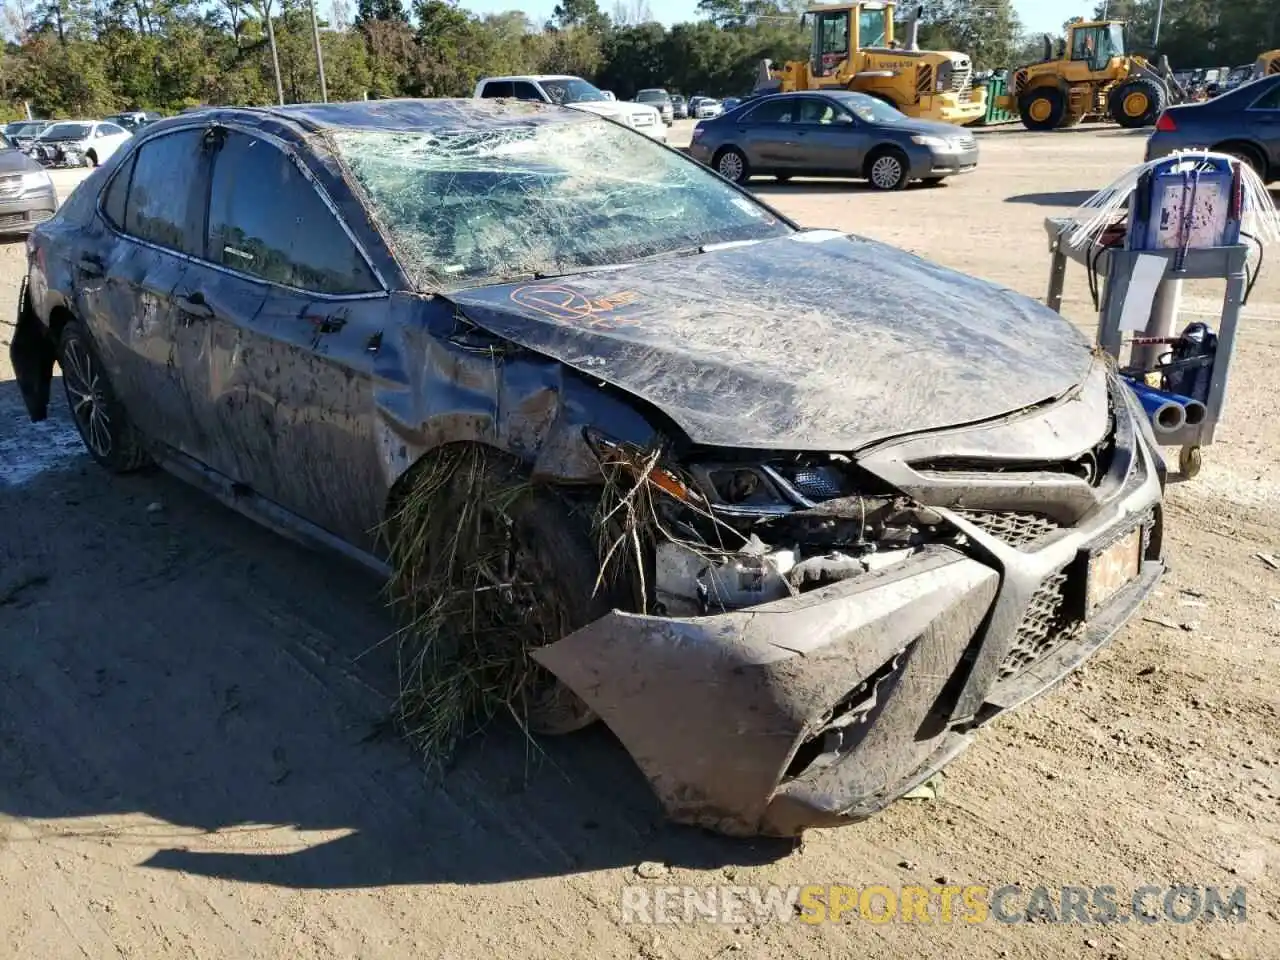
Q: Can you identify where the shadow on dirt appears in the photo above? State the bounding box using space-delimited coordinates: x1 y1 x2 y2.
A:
1004 189 1100 207
0 379 794 891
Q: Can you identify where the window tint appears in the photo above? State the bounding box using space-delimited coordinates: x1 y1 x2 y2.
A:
745 99 795 124
510 81 543 101
102 150 136 228
1252 82 1280 109
480 81 513 98
124 130 204 254
796 99 842 124
207 131 378 294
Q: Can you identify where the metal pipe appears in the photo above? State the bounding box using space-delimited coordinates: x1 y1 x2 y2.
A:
309 0 328 103
1126 380 1186 435
1154 0 1165 47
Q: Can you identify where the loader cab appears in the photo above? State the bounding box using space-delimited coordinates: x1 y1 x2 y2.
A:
806 2 895 79
1068 21 1126 73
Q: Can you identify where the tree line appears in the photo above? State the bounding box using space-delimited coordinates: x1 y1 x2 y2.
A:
0 0 1272 122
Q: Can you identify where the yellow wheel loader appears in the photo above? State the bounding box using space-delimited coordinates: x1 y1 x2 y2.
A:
1255 50 1280 79
752 2 987 127
996 20 1186 131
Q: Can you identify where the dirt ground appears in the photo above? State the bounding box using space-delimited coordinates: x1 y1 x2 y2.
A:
1 127 1278 960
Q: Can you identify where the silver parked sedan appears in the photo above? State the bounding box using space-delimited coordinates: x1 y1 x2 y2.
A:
689 90 979 190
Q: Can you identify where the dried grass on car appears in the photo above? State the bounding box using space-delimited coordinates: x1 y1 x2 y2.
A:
384 442 669 766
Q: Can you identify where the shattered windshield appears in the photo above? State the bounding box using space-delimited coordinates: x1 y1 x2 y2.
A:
331 116 793 291
541 78 608 104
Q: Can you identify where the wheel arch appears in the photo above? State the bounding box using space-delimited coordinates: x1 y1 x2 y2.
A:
1211 139 1270 180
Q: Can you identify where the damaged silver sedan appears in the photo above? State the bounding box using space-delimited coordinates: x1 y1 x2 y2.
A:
10 99 1166 837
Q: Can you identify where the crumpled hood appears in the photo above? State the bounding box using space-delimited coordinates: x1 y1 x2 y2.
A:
447 231 1094 451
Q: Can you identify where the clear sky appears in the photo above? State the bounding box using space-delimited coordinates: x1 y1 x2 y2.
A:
456 0 1093 36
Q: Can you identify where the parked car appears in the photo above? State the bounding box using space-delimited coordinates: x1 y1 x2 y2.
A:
670 94 688 119
1146 73 1280 182
11 97 1165 839
721 97 742 112
105 111 164 132
0 131 56 234
689 90 979 190
474 74 665 142
30 119 132 167
635 88 674 125
6 120 51 151
689 97 723 119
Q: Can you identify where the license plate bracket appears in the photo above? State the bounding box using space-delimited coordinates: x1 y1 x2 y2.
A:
1085 526 1143 614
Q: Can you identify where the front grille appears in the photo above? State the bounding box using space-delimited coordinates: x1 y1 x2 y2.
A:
998 571 1082 680
955 509 1062 549
917 65 934 96
954 134 977 150
0 175 21 199
950 61 973 95
0 210 48 228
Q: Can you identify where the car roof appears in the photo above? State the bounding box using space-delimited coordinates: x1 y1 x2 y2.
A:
129 98 584 146
481 75 578 83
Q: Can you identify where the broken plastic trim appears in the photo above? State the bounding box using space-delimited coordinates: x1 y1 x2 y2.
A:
583 429 702 506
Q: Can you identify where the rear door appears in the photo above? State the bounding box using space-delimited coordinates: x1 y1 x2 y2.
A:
737 98 800 169
170 127 390 548
77 128 212 457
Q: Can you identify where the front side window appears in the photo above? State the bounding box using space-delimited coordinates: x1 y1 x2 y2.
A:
510 81 543 101
796 99 842 125
331 114 792 291
206 131 378 294
1251 78 1280 109
123 130 205 254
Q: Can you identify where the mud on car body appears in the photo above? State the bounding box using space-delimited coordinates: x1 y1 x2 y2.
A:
10 98 1166 837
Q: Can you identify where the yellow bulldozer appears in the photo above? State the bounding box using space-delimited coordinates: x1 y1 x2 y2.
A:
752 2 987 127
996 19 1187 130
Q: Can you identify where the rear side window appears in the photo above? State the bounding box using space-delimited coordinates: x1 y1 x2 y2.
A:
123 130 205 255
480 81 513 98
98 123 126 136
101 150 136 228
1252 82 1280 109
206 131 378 294
744 100 795 124
510 81 543 101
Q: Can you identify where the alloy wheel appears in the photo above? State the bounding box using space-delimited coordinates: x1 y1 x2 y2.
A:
62 337 112 458
870 155 903 189
718 151 744 181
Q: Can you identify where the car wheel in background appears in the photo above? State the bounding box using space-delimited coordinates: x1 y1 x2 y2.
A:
84 151 98 167
1213 141 1267 180
866 148 909 191
57 317 151 473
714 147 751 184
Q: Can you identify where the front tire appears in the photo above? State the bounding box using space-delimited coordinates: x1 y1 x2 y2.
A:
57 317 150 473
865 148 909 190
714 146 751 184
1019 88 1065 130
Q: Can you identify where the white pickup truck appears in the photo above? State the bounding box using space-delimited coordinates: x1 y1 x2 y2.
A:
473 74 667 143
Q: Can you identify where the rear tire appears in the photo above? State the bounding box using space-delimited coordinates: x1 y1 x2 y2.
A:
714 146 750 184
865 147 909 191
1019 88 1065 131
1108 77 1166 128
1213 141 1268 180
57 317 151 473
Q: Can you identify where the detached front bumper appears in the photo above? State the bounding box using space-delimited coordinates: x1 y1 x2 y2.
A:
534 395 1165 837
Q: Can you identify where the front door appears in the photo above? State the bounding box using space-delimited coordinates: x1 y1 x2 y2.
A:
791 97 867 174
172 127 390 550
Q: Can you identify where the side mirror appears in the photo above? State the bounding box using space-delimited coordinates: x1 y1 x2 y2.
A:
836 113 854 124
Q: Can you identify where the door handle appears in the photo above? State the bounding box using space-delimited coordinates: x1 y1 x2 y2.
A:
77 255 103 277
176 291 214 320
